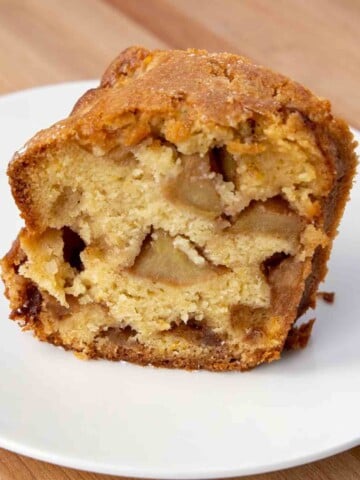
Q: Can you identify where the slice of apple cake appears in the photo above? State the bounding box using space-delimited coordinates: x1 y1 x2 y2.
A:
1 47 357 371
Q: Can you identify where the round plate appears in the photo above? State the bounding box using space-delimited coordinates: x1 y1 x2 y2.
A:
0 82 359 478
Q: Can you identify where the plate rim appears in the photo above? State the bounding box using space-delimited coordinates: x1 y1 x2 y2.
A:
0 434 358 478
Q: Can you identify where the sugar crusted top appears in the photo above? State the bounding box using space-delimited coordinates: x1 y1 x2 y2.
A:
10 46 335 159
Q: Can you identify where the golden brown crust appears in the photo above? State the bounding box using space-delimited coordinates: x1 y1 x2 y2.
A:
297 118 357 315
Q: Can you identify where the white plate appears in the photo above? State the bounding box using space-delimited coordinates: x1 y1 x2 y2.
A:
0 82 359 478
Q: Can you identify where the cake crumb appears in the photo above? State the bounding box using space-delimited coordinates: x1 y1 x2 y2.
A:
317 291 335 304
285 318 315 350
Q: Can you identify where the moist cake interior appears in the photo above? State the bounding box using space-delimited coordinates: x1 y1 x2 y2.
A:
8 113 331 366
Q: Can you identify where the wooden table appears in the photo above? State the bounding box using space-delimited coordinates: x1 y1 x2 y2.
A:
0 1 359 479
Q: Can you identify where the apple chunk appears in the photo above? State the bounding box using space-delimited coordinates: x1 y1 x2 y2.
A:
129 231 222 285
163 154 222 217
229 197 304 242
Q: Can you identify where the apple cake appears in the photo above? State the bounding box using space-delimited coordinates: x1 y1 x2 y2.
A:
1 47 357 371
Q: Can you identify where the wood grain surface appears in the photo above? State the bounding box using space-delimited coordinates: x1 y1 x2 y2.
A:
0 0 359 479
